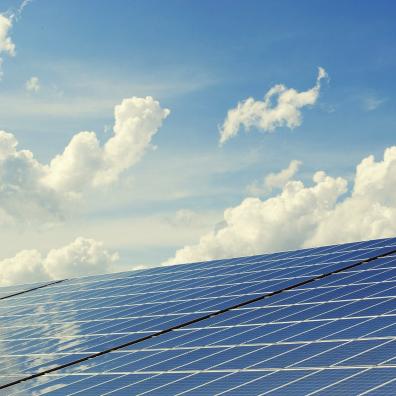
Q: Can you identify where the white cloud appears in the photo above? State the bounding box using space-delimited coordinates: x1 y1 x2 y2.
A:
43 96 169 191
166 171 347 264
362 95 385 111
308 146 396 246
44 237 119 279
17 0 33 17
25 76 40 92
0 15 15 55
0 237 119 286
219 67 328 145
0 130 64 224
0 96 169 223
247 159 302 196
0 14 15 79
165 146 396 265
0 249 46 286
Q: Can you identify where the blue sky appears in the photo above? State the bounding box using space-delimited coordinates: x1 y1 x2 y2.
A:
1 0 396 284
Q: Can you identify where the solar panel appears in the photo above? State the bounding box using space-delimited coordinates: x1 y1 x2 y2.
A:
1 237 396 394
0 280 63 300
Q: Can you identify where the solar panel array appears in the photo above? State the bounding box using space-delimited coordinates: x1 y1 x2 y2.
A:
1 238 396 395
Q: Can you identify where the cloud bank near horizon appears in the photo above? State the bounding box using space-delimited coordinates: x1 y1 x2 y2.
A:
165 146 396 265
0 237 119 286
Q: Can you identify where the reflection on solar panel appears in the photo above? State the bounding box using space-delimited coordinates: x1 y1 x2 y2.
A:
1 237 396 395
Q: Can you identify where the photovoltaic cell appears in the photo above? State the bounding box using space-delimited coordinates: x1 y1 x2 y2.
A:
1 237 396 394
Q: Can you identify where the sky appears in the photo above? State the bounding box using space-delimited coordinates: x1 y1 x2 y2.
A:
1 0 396 285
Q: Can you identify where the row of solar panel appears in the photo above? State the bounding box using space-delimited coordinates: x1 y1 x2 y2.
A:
1 238 396 394
2 239 394 321
4 252 396 394
0 241 394 363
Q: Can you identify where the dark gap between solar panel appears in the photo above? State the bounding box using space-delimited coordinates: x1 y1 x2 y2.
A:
2 247 396 390
0 279 67 301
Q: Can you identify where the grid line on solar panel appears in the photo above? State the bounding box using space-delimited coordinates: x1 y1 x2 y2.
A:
0 240 396 392
359 377 396 395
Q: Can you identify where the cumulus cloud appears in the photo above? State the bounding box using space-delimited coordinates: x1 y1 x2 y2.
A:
166 146 396 264
0 237 119 286
247 159 302 196
166 171 347 264
219 67 328 145
0 14 15 79
0 249 45 286
0 96 169 223
43 96 170 191
308 146 396 246
25 76 40 92
0 130 63 224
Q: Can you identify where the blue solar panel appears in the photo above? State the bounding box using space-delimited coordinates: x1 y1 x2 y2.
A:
1 237 396 394
0 280 61 300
